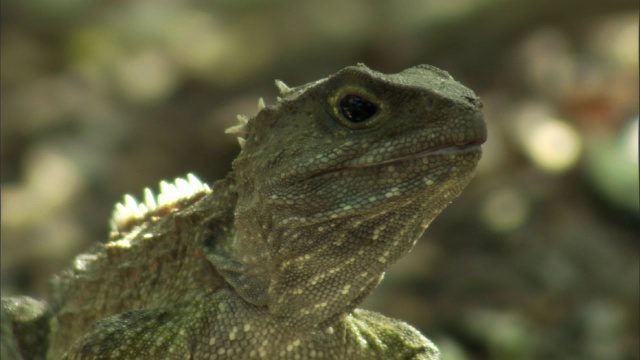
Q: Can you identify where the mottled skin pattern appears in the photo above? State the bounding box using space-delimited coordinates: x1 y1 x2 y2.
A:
1 64 486 359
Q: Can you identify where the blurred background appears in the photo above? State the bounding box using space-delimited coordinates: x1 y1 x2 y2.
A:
1 0 638 359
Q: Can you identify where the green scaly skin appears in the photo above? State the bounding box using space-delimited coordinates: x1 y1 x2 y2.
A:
2 64 486 359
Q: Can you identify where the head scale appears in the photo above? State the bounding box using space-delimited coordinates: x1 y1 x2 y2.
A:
224 64 486 329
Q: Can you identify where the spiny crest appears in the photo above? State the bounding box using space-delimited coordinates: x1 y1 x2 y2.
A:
224 79 292 148
110 173 211 234
275 79 291 96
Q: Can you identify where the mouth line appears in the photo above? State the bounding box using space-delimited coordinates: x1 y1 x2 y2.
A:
301 141 483 181
348 142 482 168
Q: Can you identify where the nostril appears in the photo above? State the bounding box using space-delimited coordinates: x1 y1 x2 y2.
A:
463 96 482 108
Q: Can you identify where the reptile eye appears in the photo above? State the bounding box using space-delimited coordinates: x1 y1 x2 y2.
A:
339 95 378 123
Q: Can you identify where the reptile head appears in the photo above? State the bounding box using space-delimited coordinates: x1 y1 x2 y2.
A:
229 64 486 328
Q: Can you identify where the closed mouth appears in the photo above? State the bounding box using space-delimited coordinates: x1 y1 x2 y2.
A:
348 142 482 168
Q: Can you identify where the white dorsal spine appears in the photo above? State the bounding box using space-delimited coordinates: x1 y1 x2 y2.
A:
110 173 211 233
275 79 291 96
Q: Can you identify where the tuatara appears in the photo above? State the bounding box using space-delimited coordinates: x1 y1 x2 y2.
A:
1 64 486 359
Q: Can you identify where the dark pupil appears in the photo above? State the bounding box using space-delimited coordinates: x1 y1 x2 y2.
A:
339 95 377 123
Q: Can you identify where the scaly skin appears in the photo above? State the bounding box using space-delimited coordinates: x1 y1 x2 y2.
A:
1 64 486 359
